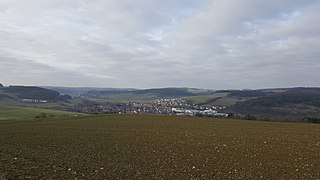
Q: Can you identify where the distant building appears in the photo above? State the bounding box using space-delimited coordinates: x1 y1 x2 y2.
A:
21 99 47 103
214 113 228 117
202 109 218 116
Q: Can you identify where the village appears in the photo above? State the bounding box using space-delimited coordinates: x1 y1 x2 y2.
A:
86 98 228 117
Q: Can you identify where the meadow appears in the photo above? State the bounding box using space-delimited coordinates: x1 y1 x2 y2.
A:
1 114 320 179
0 105 84 120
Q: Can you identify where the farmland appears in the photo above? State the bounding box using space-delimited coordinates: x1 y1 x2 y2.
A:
0 105 84 120
1 115 320 179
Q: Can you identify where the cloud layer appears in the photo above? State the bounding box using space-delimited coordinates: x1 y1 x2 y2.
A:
1 0 319 89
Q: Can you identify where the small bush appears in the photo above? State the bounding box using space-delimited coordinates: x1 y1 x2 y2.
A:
304 117 320 123
195 113 203 117
245 114 257 120
34 113 49 118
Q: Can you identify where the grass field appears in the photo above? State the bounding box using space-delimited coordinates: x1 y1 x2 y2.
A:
0 105 84 120
1 115 320 179
184 93 228 104
184 93 250 106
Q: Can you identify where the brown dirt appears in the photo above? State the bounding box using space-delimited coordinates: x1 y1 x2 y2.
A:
1 114 320 179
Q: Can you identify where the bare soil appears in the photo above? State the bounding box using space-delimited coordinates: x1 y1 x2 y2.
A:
1 115 320 179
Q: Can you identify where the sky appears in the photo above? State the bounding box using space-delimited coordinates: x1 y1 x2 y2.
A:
0 0 319 89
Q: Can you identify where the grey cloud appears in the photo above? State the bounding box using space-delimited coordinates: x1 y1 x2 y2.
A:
0 0 319 89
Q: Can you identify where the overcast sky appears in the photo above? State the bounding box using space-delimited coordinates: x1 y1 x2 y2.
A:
1 0 319 89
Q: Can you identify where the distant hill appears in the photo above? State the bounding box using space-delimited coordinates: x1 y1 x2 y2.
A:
227 88 320 119
184 89 269 106
185 87 320 120
42 86 137 97
85 88 214 101
11 86 57 100
0 86 71 102
227 90 269 97
2 85 320 120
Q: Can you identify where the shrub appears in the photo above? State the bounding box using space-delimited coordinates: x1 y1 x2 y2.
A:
245 114 257 120
34 113 49 118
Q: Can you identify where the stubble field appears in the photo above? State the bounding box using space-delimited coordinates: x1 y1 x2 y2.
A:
1 114 320 179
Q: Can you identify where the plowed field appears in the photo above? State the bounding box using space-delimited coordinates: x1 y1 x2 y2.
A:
1 115 320 179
